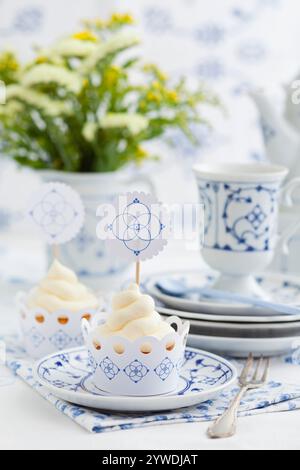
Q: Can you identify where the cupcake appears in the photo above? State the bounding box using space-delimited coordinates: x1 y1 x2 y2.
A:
18 259 101 359
82 283 189 396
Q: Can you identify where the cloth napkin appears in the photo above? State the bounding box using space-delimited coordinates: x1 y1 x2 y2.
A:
3 335 300 434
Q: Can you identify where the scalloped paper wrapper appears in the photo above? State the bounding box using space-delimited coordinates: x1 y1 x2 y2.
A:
17 292 101 359
82 315 190 397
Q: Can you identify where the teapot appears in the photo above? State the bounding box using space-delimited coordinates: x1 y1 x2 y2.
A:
251 79 300 271
250 78 300 182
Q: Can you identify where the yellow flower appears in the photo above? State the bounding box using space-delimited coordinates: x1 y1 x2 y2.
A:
139 100 147 111
83 18 106 29
109 13 135 27
143 64 168 82
35 56 48 65
166 90 179 102
158 71 168 82
136 146 148 160
104 65 120 87
152 81 162 90
0 52 19 72
146 91 162 103
84 13 135 30
72 31 97 42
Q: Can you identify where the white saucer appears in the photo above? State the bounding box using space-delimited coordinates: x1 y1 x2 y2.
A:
145 270 300 317
188 335 300 358
34 347 237 412
157 305 300 324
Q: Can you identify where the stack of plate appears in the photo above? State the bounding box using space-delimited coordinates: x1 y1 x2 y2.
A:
144 270 300 357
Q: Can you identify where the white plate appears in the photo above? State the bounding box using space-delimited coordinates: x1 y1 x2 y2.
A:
34 347 237 412
159 307 300 335
186 317 300 336
188 335 300 358
145 270 300 317
158 305 300 324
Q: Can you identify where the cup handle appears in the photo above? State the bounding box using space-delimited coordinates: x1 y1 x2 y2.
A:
278 177 300 255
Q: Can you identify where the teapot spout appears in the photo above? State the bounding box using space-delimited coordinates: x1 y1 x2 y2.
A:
250 89 300 170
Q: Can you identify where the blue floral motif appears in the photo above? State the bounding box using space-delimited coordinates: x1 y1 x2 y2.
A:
260 118 276 144
73 333 84 346
109 195 165 258
124 360 149 383
26 327 45 349
13 7 43 33
194 23 225 45
74 227 94 253
49 330 72 350
198 179 279 252
143 7 173 32
29 187 80 242
196 59 225 80
87 351 97 373
246 204 267 230
99 357 120 381
8 361 21 375
154 358 174 381
184 350 197 361
285 348 300 365
237 42 266 62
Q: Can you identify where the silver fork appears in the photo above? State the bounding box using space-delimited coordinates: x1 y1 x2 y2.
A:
207 353 270 439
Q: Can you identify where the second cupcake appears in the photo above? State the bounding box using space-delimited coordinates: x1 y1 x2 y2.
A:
18 259 101 358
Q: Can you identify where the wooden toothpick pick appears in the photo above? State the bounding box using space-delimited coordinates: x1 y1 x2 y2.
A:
52 244 60 260
135 261 141 286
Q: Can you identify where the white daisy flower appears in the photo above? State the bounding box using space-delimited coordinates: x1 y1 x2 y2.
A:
82 122 98 141
22 64 82 94
81 33 140 72
0 100 22 117
99 113 148 134
51 38 98 58
6 85 72 116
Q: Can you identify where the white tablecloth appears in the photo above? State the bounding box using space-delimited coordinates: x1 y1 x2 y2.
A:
1 239 300 450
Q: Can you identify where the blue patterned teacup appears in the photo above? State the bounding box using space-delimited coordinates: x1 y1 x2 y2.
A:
194 163 300 297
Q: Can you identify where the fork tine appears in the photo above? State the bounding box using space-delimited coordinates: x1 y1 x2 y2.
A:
253 356 263 381
240 353 253 381
261 358 270 383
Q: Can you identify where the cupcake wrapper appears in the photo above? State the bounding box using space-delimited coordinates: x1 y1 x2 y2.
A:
82 315 190 397
17 292 102 359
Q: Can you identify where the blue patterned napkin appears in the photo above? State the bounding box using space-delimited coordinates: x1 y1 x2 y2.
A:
3 335 300 434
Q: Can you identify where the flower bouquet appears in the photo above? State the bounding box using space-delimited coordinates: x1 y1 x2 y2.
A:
0 13 219 173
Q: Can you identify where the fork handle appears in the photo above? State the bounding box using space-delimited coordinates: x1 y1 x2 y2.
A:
207 386 249 439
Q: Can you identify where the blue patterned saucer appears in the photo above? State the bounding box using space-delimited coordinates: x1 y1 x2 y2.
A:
34 347 237 412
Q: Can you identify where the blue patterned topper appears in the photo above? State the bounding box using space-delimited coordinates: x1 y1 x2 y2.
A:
96 192 169 262
27 182 85 245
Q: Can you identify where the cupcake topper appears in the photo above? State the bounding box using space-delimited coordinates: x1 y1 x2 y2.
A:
27 182 85 260
96 192 169 285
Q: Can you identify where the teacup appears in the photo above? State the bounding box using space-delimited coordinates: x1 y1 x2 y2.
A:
193 162 300 297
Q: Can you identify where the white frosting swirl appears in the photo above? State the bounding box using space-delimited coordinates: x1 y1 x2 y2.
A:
27 260 99 313
94 283 173 341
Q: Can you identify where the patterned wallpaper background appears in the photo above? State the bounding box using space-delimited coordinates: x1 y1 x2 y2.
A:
1 0 300 226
